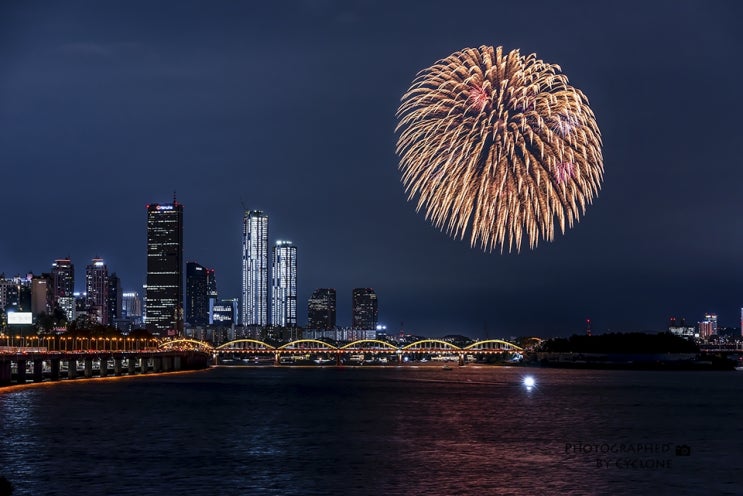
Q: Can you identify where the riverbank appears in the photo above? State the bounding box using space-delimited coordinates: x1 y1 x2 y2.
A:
528 352 738 371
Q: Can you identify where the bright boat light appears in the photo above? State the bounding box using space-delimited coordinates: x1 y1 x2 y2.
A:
523 376 536 388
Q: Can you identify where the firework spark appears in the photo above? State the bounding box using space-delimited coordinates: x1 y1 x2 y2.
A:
395 46 603 252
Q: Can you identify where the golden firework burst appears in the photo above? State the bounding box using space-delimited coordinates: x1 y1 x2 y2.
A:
395 46 603 252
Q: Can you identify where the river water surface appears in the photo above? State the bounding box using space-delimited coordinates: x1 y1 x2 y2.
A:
1 366 742 495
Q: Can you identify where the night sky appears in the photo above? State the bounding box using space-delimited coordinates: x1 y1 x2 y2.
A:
1 1 741 338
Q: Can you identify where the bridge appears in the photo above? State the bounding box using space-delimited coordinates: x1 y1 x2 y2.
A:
159 338 524 365
0 348 209 387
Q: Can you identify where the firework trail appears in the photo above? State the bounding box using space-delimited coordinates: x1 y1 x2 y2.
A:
395 46 603 252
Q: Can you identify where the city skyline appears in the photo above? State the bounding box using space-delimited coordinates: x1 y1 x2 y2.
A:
0 199 740 336
1 2 741 337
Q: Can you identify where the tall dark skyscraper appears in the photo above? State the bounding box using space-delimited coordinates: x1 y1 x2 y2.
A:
352 288 378 330
186 261 210 327
107 272 122 323
307 288 336 330
51 258 75 320
242 210 269 326
145 201 184 335
206 267 217 304
85 257 109 325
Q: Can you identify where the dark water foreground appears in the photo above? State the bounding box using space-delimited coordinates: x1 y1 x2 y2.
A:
1 366 742 495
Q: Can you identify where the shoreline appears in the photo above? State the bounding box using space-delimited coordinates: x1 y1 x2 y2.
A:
0 367 214 394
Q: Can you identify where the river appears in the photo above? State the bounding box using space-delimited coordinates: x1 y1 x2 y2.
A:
1 365 741 495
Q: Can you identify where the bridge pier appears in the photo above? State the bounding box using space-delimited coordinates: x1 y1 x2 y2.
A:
153 356 162 373
128 358 136 375
67 359 77 379
114 357 123 376
0 361 11 385
50 358 60 381
173 355 181 371
33 359 44 382
16 359 27 384
84 358 93 378
100 358 108 377
140 357 149 373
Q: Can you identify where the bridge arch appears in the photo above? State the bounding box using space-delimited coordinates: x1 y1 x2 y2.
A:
341 340 399 351
463 339 524 352
278 339 338 350
402 340 463 351
158 339 214 352
216 339 276 351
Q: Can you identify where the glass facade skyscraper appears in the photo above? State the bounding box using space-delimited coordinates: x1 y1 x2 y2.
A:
307 288 336 330
242 210 269 326
86 257 109 325
271 240 297 327
51 258 75 321
145 201 184 335
122 292 143 324
352 288 378 330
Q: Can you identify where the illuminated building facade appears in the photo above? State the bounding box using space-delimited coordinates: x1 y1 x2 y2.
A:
122 292 143 324
699 313 718 340
211 298 238 328
242 210 269 326
51 258 75 320
145 201 184 335
307 288 336 330
271 241 297 327
85 258 109 324
352 288 378 330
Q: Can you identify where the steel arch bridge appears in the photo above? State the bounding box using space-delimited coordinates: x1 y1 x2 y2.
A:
186 338 523 362
158 339 215 352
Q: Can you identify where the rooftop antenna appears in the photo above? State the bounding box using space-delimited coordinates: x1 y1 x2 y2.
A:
173 190 177 204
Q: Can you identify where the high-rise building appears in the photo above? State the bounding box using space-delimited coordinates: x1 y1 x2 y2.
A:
307 288 336 330
186 262 210 327
271 240 297 327
211 298 239 328
107 273 122 322
122 292 143 324
352 288 378 330
51 258 75 321
0 277 13 311
206 267 218 311
242 210 269 326
698 313 718 340
31 274 52 316
1 274 32 313
145 201 184 335
86 258 109 324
